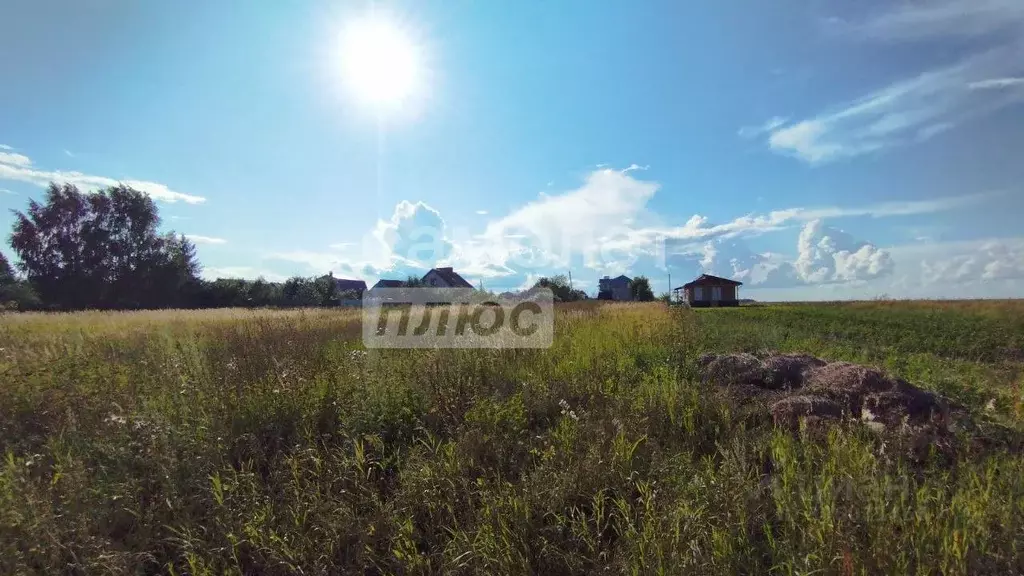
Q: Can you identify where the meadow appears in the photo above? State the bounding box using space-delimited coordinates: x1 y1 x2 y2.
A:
2 301 1023 575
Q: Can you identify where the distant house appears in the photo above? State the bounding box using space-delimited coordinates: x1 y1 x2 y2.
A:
674 274 742 307
371 279 405 290
332 278 367 297
422 267 474 289
598 275 633 301
365 278 405 301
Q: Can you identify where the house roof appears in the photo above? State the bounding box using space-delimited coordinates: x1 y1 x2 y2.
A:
678 274 743 289
334 279 367 292
371 279 405 289
600 275 631 284
425 267 474 288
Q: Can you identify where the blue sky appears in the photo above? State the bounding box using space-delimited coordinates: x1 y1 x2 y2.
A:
2 0 1023 299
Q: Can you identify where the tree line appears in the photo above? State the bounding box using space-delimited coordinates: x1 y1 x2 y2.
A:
0 183 655 311
0 184 368 311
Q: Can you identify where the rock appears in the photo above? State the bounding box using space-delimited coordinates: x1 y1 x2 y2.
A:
770 395 845 429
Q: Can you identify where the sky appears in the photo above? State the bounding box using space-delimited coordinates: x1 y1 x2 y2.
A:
1 0 1023 300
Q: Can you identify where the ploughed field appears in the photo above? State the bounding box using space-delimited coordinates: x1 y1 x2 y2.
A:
2 301 1024 575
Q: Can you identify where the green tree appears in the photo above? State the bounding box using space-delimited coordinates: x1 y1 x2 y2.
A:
282 276 319 307
313 274 339 306
9 183 200 310
533 275 586 302
0 252 13 284
629 276 655 302
0 251 39 310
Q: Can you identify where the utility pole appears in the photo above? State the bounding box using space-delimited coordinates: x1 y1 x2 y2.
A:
568 270 573 291
668 272 671 302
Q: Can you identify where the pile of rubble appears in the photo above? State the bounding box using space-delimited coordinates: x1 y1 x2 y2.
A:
697 352 963 431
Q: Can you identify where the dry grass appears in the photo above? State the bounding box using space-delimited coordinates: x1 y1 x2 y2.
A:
1 301 1023 574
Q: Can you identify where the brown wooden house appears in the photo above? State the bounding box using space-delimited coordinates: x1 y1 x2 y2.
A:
674 274 742 307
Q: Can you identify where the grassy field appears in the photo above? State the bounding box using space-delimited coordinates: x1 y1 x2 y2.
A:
2 301 1023 575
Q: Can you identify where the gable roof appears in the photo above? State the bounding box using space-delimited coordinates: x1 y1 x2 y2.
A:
371 279 405 289
679 274 743 289
600 275 632 284
334 278 367 293
424 267 474 288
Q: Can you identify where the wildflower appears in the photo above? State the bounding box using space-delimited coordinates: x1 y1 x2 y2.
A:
105 414 127 425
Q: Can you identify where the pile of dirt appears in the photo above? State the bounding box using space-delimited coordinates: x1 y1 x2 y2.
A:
698 352 962 431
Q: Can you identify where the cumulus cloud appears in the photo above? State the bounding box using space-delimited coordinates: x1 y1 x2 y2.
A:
184 234 227 245
0 145 205 204
911 238 1024 284
795 220 893 283
666 221 893 289
373 200 453 265
480 167 659 270
267 168 987 293
268 201 457 283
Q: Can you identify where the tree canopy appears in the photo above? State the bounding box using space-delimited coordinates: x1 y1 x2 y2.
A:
629 276 655 302
533 275 587 302
9 184 201 309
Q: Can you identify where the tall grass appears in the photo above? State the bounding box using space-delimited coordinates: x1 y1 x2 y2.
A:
1 302 1022 574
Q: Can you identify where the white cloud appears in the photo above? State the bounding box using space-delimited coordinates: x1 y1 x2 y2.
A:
795 220 893 283
739 116 788 138
849 0 1024 42
0 146 205 204
760 43 1024 163
184 234 227 245
970 77 1024 90
479 167 660 270
668 221 893 289
0 144 11 150
896 238 1024 284
0 188 14 195
476 209 488 215
63 149 76 158
373 200 453 266
0 152 32 167
267 201 457 282
266 168 994 295
791 191 998 220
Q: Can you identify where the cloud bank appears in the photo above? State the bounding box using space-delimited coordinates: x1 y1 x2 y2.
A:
0 143 205 204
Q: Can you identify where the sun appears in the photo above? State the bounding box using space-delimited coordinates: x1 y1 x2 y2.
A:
339 15 422 112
